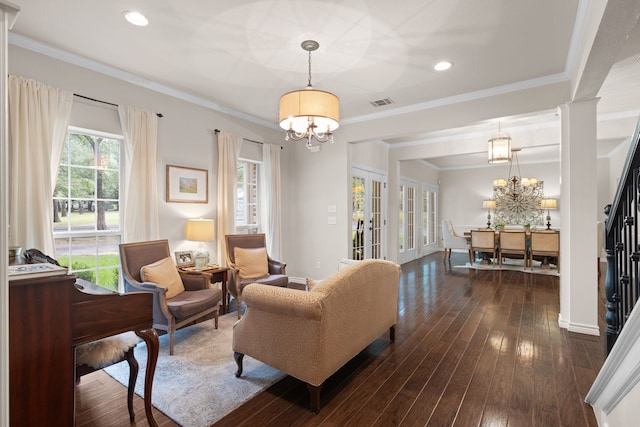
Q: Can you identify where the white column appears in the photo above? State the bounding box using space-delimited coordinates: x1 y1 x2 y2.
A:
0 3 20 427
558 99 600 335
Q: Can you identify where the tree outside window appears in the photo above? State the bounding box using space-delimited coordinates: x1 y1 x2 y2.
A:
53 129 122 291
236 160 259 232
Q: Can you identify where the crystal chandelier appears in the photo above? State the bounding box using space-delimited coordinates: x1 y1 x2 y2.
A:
492 149 544 225
278 40 340 149
488 123 512 164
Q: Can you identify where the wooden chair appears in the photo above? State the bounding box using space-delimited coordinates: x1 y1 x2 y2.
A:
499 230 528 267
470 229 496 264
75 332 140 422
119 239 222 354
225 234 288 318
529 231 560 272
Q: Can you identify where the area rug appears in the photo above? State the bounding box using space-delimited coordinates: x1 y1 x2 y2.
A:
454 259 560 276
104 313 285 427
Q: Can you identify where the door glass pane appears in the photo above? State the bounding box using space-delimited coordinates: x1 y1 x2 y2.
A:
352 177 365 260
407 186 415 250
399 185 404 252
371 179 382 259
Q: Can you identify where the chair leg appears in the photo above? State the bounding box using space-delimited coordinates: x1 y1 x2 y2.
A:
443 249 448 261
214 308 219 329
124 347 138 422
169 329 175 355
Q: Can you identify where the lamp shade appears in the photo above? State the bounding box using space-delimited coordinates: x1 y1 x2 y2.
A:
540 199 558 209
185 218 214 242
482 200 497 209
279 88 340 134
488 131 512 164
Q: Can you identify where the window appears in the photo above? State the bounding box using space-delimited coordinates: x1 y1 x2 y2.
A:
236 160 259 232
53 128 122 291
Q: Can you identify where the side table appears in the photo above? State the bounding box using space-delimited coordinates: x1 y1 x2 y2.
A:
179 266 230 314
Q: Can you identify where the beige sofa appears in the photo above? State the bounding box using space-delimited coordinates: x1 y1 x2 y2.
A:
232 259 401 413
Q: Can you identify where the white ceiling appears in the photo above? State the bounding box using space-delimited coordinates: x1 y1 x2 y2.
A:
8 0 640 169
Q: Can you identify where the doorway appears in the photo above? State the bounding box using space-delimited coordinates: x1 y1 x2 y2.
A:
352 168 387 260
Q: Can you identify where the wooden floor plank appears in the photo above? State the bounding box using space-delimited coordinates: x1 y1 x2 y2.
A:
74 253 606 427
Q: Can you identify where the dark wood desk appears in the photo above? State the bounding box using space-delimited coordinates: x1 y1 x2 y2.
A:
180 266 229 314
9 273 159 426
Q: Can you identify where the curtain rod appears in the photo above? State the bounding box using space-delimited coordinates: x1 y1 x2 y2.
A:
73 93 164 118
214 128 263 145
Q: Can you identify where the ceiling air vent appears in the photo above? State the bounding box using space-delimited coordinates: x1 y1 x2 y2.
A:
370 98 394 107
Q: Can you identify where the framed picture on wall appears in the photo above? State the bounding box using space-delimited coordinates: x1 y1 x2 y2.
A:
166 164 208 203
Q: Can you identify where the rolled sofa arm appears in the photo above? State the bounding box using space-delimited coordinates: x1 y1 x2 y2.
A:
242 284 322 321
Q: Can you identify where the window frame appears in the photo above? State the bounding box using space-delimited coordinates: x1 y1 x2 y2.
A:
53 126 124 291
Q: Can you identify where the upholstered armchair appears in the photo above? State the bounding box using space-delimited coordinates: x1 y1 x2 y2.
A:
225 234 288 318
119 239 222 355
442 220 472 263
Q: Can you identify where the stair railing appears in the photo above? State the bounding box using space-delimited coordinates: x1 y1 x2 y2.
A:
605 116 640 354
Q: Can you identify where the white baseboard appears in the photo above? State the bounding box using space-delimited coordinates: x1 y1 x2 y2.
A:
558 314 600 336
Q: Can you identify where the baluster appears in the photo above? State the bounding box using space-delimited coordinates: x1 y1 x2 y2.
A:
605 203 618 353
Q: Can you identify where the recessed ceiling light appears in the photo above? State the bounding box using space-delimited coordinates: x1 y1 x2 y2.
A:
123 11 148 26
434 61 453 71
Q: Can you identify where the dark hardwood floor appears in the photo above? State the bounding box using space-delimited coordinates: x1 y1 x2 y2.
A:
76 252 606 426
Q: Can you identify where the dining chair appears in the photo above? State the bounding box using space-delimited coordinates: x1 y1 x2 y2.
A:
498 230 528 267
442 220 472 263
470 229 497 264
529 231 560 272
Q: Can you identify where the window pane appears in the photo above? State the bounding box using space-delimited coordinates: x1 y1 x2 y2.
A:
69 167 96 198
236 160 260 229
68 133 95 166
54 129 122 291
98 170 119 199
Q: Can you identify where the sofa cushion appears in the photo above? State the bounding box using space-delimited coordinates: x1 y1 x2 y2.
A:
140 256 185 299
167 288 222 319
235 247 268 279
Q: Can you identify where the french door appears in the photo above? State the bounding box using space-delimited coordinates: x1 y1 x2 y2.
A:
352 168 386 260
399 178 418 263
422 184 438 255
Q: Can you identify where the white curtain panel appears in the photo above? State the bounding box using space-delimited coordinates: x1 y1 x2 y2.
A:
118 105 159 242
261 143 282 259
8 75 73 254
216 131 242 265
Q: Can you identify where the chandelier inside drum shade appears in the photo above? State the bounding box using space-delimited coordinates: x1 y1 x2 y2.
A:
279 40 340 149
488 123 512 164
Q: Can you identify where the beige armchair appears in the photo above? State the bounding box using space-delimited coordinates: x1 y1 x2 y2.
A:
233 259 401 413
442 219 472 263
225 233 288 318
120 240 222 355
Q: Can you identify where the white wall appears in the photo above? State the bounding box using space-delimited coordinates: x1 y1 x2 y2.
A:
438 162 562 235
8 45 281 265
281 140 349 280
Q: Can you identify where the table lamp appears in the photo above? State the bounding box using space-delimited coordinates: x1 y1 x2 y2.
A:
186 218 215 269
540 199 558 230
482 199 497 228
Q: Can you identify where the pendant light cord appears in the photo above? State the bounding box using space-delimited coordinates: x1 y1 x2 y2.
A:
307 49 313 88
